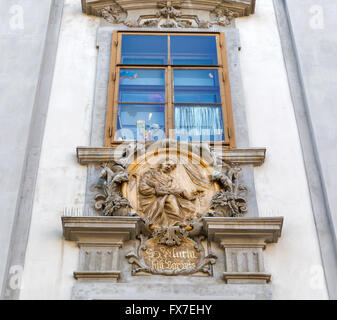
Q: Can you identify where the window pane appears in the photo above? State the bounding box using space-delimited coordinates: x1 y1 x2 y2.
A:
175 105 224 142
171 36 218 65
173 69 221 104
119 69 165 103
121 35 168 65
117 104 165 141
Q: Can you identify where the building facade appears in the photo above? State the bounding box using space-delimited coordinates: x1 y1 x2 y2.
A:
0 0 336 300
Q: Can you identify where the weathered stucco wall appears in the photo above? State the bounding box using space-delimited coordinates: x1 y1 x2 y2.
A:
0 0 53 297
18 0 328 299
236 0 328 299
19 0 100 299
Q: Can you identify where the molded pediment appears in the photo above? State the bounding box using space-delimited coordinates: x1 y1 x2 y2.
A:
81 0 256 19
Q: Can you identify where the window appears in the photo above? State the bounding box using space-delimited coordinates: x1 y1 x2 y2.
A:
105 32 236 147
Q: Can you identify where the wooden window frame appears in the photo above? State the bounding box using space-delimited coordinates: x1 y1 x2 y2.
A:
104 31 236 148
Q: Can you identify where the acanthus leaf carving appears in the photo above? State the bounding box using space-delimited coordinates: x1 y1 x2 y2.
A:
210 5 240 27
94 163 132 216
153 225 188 247
99 1 241 28
100 1 127 24
209 163 248 217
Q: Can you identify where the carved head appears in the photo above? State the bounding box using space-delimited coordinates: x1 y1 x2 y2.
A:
158 159 177 173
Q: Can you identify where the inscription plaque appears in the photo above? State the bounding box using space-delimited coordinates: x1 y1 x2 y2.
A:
142 238 201 271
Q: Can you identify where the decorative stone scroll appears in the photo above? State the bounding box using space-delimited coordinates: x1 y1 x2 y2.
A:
126 235 217 276
94 163 132 216
81 0 256 28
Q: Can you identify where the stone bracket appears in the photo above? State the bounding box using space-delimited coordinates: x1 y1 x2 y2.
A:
62 216 141 241
62 216 141 280
203 217 283 244
203 217 283 284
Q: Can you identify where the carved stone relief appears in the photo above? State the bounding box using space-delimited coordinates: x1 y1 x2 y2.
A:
94 163 132 216
100 2 127 24
124 150 217 224
90 141 249 276
82 0 256 28
104 1 238 28
126 234 217 276
62 141 283 291
209 164 248 217
210 5 240 27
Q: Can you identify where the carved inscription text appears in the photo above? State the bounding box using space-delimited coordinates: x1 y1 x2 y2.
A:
141 238 201 271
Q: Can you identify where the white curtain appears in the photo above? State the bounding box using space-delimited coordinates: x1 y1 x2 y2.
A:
174 106 223 140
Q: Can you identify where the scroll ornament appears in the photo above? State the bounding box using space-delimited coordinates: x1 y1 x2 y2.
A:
209 164 248 217
99 1 238 28
94 163 132 216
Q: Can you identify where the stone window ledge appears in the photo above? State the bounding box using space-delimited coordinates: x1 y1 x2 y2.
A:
76 146 266 166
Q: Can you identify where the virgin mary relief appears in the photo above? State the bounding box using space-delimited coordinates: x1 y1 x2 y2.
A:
124 152 218 227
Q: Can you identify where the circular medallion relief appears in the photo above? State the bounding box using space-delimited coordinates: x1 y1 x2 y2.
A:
122 148 218 227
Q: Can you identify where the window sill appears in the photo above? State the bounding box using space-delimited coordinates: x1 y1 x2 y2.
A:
76 145 266 166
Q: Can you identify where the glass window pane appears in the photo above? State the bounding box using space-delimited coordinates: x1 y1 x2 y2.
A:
121 35 168 65
173 69 221 104
171 36 218 66
119 69 166 103
117 104 165 141
175 105 224 142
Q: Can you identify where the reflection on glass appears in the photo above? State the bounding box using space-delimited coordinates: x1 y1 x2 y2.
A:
173 69 221 104
175 105 224 142
121 35 168 65
171 36 218 65
116 104 166 141
119 69 166 103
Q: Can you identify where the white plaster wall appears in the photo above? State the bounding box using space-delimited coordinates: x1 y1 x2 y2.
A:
236 0 328 299
19 0 100 299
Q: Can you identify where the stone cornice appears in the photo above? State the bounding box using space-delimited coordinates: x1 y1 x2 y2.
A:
62 216 141 241
213 147 266 166
76 146 266 166
82 0 256 15
203 217 283 245
81 0 256 28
